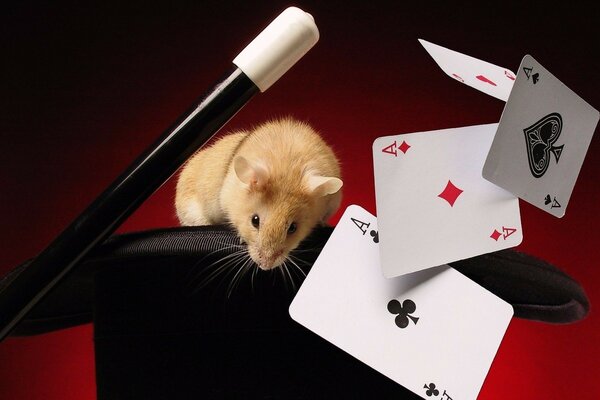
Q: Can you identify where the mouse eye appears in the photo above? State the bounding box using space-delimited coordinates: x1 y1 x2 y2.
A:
251 214 260 229
287 222 297 235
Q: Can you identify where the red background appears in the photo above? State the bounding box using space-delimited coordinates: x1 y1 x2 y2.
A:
1 1 598 398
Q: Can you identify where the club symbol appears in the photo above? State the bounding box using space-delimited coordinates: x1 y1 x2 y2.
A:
387 299 419 329
370 230 379 243
424 383 440 397
438 179 463 207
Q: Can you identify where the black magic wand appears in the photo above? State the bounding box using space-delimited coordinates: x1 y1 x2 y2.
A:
0 7 319 341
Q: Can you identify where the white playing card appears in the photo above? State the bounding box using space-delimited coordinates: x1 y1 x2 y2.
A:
419 39 516 101
483 55 600 217
372 124 522 277
289 205 513 400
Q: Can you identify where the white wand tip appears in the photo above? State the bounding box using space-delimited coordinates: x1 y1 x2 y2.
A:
233 7 319 92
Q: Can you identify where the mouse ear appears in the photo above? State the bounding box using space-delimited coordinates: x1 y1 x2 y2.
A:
233 156 269 190
306 175 343 197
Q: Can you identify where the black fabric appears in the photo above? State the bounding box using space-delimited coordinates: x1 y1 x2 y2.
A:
0 226 590 398
448 249 589 324
3 225 589 337
91 243 420 399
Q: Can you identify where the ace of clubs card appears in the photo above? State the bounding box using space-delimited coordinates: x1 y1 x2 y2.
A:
289 205 513 399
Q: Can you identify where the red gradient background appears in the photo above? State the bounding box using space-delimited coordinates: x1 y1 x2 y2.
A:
1 1 598 398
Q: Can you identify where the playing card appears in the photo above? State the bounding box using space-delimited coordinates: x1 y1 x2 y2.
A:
372 124 522 277
483 55 599 217
419 39 516 101
289 205 513 400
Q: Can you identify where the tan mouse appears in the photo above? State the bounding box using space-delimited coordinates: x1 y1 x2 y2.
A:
175 117 343 271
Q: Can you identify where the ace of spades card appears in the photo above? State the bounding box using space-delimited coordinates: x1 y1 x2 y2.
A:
372 124 523 278
419 38 599 218
482 55 600 217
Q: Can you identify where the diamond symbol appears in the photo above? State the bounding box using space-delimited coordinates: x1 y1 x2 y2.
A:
438 180 463 207
398 140 411 154
490 229 502 241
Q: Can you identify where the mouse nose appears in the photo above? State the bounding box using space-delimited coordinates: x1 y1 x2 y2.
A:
257 250 284 270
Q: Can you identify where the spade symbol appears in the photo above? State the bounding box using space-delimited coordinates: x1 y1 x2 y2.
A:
532 72 540 84
523 112 564 178
387 299 419 329
544 194 562 209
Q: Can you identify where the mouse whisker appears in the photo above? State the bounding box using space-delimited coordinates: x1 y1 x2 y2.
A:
189 249 249 293
189 250 245 284
227 254 254 298
250 260 258 293
202 240 246 258
287 255 309 278
289 247 319 254
285 257 306 291
281 261 297 293
276 263 287 290
184 239 245 282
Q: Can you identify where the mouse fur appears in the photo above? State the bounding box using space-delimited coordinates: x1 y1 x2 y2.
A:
175 117 343 270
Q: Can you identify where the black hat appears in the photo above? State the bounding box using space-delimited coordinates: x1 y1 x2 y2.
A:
1 226 589 399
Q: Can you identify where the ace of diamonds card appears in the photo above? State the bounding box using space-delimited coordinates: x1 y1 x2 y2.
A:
373 124 522 277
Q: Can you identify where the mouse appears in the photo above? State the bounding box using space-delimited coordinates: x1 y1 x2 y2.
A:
175 117 343 271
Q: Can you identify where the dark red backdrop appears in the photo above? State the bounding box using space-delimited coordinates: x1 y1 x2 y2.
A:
1 1 598 398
